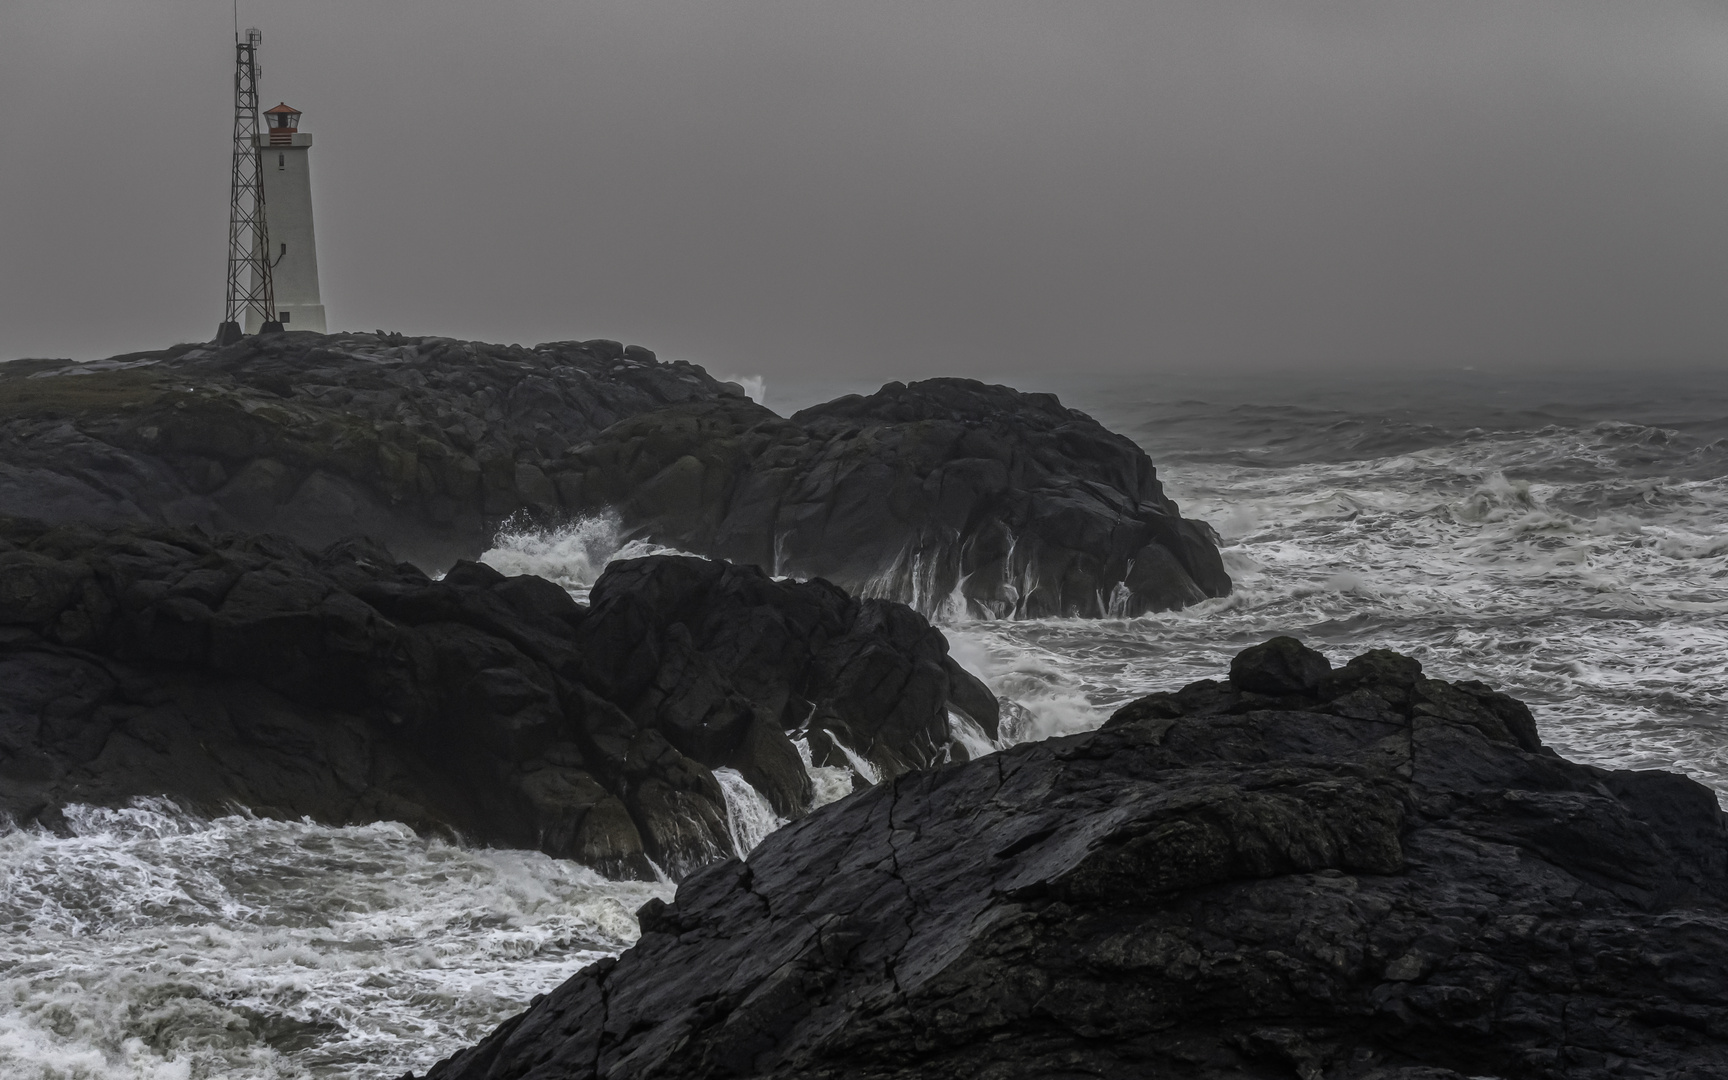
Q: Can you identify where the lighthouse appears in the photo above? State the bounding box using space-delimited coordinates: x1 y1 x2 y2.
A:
245 103 326 333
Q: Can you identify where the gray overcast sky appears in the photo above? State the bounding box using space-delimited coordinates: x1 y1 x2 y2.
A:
5 1 1728 376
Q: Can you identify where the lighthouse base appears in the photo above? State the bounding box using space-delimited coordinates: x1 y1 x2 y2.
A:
215 321 244 346
246 304 325 335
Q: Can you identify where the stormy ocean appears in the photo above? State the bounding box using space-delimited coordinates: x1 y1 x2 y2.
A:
5 365 1727 1079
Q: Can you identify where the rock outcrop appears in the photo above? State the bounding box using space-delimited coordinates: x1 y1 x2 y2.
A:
0 333 738 568
560 378 1229 617
1 339 1229 617
423 637 1728 1080
0 517 994 879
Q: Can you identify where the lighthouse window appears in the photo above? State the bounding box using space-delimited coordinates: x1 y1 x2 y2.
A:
277 154 285 169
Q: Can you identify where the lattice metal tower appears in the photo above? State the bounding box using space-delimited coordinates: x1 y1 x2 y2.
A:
216 28 281 345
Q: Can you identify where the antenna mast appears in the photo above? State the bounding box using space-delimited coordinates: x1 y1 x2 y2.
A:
217 27 280 344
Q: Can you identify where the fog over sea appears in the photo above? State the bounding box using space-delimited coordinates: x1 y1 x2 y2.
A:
6 366 1727 1079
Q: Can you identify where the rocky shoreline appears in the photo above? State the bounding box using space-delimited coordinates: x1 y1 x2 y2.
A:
8 337 1726 1077
556 377 1229 616
0 517 993 878
0 334 1228 617
421 638 1728 1079
0 334 735 569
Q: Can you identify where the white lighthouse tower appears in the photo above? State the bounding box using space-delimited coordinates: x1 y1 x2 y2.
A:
245 103 326 332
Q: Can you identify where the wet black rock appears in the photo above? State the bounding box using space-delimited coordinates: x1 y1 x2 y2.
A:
1 343 1227 617
423 639 1728 1080
0 334 738 569
0 517 993 879
1230 633 1335 696
558 378 1230 617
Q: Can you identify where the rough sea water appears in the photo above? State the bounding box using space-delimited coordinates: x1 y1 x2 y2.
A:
0 801 672 1080
7 365 1727 1078
951 366 1728 791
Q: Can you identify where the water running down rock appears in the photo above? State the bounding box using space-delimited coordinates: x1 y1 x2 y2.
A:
555 378 1231 617
0 338 1229 619
423 637 1728 1080
0 517 993 880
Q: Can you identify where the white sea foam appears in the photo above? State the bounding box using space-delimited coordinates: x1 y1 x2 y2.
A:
934 418 1728 801
27 374 1726 1079
712 768 785 857
480 513 699 600
793 738 856 809
946 709 999 760
943 626 1114 743
818 730 879 787
0 800 671 1080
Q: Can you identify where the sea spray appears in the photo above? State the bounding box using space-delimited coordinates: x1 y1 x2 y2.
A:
480 513 699 599
0 800 671 1080
793 738 855 809
820 730 881 786
716 374 766 406
480 378 1728 806
14 370 1706 1078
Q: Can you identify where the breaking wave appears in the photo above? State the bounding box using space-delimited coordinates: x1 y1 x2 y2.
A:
944 370 1728 806
479 513 699 601
0 800 671 1080
23 368 1727 1079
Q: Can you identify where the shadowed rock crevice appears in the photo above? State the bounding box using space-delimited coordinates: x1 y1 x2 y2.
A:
422 638 1728 1080
0 517 995 879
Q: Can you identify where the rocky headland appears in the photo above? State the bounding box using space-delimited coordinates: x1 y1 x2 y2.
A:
422 638 1728 1080
0 517 994 879
0 334 736 569
559 378 1229 617
0 333 1227 617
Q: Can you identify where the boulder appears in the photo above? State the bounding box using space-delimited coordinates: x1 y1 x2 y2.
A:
554 378 1230 617
1229 633 1332 695
422 641 1728 1080
0 517 994 880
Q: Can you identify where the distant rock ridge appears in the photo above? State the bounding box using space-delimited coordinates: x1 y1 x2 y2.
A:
421 637 1728 1080
0 334 1228 618
0 517 993 879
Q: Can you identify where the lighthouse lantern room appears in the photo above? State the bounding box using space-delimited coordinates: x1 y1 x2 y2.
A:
264 103 302 143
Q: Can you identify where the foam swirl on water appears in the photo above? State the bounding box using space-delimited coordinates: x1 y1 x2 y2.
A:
940 372 1728 805
0 800 670 1079
16 369 1728 1077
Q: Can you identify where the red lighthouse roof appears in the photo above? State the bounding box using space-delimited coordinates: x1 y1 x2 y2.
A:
264 103 302 145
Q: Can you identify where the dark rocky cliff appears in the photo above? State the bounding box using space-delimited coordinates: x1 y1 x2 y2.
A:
0 335 1228 617
0 333 732 569
422 638 1728 1080
0 518 992 879
562 378 1229 617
